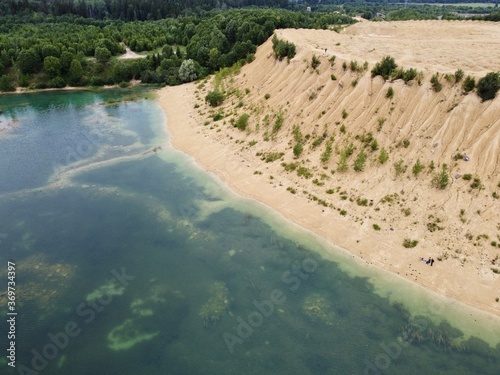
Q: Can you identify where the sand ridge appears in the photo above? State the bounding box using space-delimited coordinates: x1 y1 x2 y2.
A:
159 20 499 317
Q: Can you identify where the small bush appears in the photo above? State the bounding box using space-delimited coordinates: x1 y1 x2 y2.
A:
373 224 381 231
430 73 442 92
293 143 303 158
273 111 284 133
394 159 406 176
213 112 224 121
337 153 348 172
386 87 394 99
326 189 334 194
477 72 500 101
378 148 389 164
353 150 367 172
462 76 475 93
462 173 472 180
432 164 449 189
392 68 418 83
412 159 425 176
377 118 386 132
262 152 284 163
282 162 297 172
357 198 368 206
235 113 249 130
331 74 337 81
272 35 296 61
371 56 398 80
320 138 334 163
470 177 483 190
311 55 321 69
297 166 313 179
264 93 271 100
454 69 464 82
205 90 224 107
403 238 418 248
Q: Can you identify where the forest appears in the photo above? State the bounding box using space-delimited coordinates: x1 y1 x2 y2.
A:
0 9 354 91
0 1 498 92
1 0 497 20
1 0 291 20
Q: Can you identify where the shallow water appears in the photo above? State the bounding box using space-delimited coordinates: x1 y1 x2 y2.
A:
0 89 499 375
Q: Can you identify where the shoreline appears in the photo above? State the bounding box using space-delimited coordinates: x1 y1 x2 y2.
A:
157 80 500 320
0 80 145 96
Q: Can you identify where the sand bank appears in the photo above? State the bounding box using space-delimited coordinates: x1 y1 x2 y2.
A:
158 21 499 319
158 81 500 318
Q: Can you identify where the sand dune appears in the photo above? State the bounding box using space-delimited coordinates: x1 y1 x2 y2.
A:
159 21 500 316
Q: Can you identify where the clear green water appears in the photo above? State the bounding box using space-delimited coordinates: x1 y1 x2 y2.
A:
0 90 499 375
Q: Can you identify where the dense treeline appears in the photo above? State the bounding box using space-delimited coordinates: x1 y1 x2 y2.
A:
318 0 497 4
0 9 355 91
0 0 289 20
1 0 497 22
340 1 499 20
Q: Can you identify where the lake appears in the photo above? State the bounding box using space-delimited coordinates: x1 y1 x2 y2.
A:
0 89 499 375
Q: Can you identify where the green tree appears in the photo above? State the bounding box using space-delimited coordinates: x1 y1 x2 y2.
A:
68 59 83 85
17 49 40 74
112 62 132 83
60 51 75 73
162 45 174 59
0 75 15 92
44 56 62 78
41 44 60 58
208 48 220 70
477 72 500 102
353 150 367 172
178 59 197 82
95 47 111 63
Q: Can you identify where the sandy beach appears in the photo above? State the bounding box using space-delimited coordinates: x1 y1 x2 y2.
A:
158 20 500 317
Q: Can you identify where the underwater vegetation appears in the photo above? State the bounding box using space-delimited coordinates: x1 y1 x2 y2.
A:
303 293 336 325
0 254 75 313
199 281 230 327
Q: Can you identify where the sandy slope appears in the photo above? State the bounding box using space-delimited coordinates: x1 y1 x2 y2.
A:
159 21 500 317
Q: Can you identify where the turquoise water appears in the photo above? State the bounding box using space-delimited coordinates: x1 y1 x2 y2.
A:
0 90 499 375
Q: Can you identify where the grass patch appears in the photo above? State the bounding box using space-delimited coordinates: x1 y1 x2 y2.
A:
403 239 419 248
297 166 313 179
